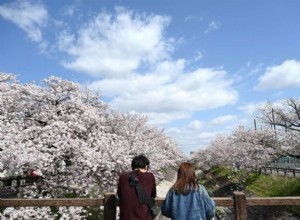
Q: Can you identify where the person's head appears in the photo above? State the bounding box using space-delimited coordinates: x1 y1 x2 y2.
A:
131 154 150 170
173 162 198 194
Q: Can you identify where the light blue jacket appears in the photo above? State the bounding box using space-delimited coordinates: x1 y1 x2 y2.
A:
161 185 215 220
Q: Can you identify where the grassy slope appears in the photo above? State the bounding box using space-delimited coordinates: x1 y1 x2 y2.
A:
245 172 300 196
200 166 300 218
203 165 300 197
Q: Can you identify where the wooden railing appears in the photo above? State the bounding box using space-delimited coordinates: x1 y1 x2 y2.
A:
1 192 300 220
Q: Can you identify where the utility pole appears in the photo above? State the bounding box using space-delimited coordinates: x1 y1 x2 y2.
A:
272 108 277 136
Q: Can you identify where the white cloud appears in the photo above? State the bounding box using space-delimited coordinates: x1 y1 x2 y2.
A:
238 102 261 116
194 51 203 62
204 21 221 34
256 60 300 90
56 8 237 124
187 120 204 130
147 112 190 125
237 100 280 131
88 64 238 123
88 59 185 96
166 127 221 154
209 115 236 126
166 112 239 154
184 15 203 22
0 0 48 42
0 4 238 153
58 7 173 78
63 2 80 16
196 131 217 140
247 63 263 76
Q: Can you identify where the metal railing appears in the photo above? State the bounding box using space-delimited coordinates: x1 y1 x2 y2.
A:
260 166 300 177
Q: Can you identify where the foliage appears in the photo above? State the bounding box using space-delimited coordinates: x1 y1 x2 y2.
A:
202 166 300 219
257 98 300 155
0 73 185 219
258 98 300 132
247 174 300 197
210 165 231 177
193 125 280 171
203 166 300 197
192 98 300 173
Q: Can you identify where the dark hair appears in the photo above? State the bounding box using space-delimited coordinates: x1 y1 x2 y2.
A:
173 162 198 194
131 155 150 170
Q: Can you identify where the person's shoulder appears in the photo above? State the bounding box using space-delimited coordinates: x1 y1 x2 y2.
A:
147 172 156 182
199 184 208 190
145 171 155 177
197 184 204 190
197 184 209 195
145 171 155 176
137 170 155 179
119 171 130 178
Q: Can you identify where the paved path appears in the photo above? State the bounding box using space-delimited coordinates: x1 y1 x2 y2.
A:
154 167 177 220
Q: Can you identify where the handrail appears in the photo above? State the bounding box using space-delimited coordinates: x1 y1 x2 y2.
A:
1 192 300 220
260 166 300 177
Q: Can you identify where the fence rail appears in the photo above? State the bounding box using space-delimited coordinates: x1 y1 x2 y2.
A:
260 166 300 177
1 192 300 220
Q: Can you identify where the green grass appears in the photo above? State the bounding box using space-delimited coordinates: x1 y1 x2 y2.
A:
201 166 300 218
203 165 300 197
246 173 300 197
210 165 232 177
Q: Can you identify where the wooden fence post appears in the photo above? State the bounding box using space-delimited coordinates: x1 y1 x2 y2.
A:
233 191 247 220
104 193 116 220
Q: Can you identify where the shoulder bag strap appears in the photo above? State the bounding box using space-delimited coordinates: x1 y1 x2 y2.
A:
129 171 155 208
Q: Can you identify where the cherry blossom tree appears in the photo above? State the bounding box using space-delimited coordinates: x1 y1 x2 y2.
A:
192 125 279 171
280 130 300 155
0 73 184 219
194 99 300 172
258 98 300 132
106 111 183 171
192 125 283 191
191 100 300 199
257 98 300 155
229 125 279 169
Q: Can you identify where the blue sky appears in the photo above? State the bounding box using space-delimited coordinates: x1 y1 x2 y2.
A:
1 0 300 155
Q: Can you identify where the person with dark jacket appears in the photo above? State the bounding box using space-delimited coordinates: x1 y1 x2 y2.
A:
117 155 157 220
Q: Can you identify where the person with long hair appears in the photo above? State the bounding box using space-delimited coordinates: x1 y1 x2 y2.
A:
161 162 215 220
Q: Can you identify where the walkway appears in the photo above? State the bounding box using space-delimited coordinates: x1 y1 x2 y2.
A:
154 166 177 220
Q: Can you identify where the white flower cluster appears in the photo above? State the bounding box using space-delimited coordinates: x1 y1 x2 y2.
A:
0 73 185 219
0 206 87 220
192 122 299 170
0 207 55 220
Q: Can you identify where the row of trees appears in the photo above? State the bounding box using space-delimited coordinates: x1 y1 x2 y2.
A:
0 73 184 219
1 71 298 218
192 98 300 171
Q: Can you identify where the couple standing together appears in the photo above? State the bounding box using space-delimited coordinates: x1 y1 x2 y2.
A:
117 155 215 220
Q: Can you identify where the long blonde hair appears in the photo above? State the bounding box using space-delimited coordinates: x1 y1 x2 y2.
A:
173 162 198 194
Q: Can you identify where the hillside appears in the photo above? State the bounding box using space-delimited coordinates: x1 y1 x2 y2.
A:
200 166 300 219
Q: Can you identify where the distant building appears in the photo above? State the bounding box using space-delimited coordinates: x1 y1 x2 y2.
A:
270 154 300 169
